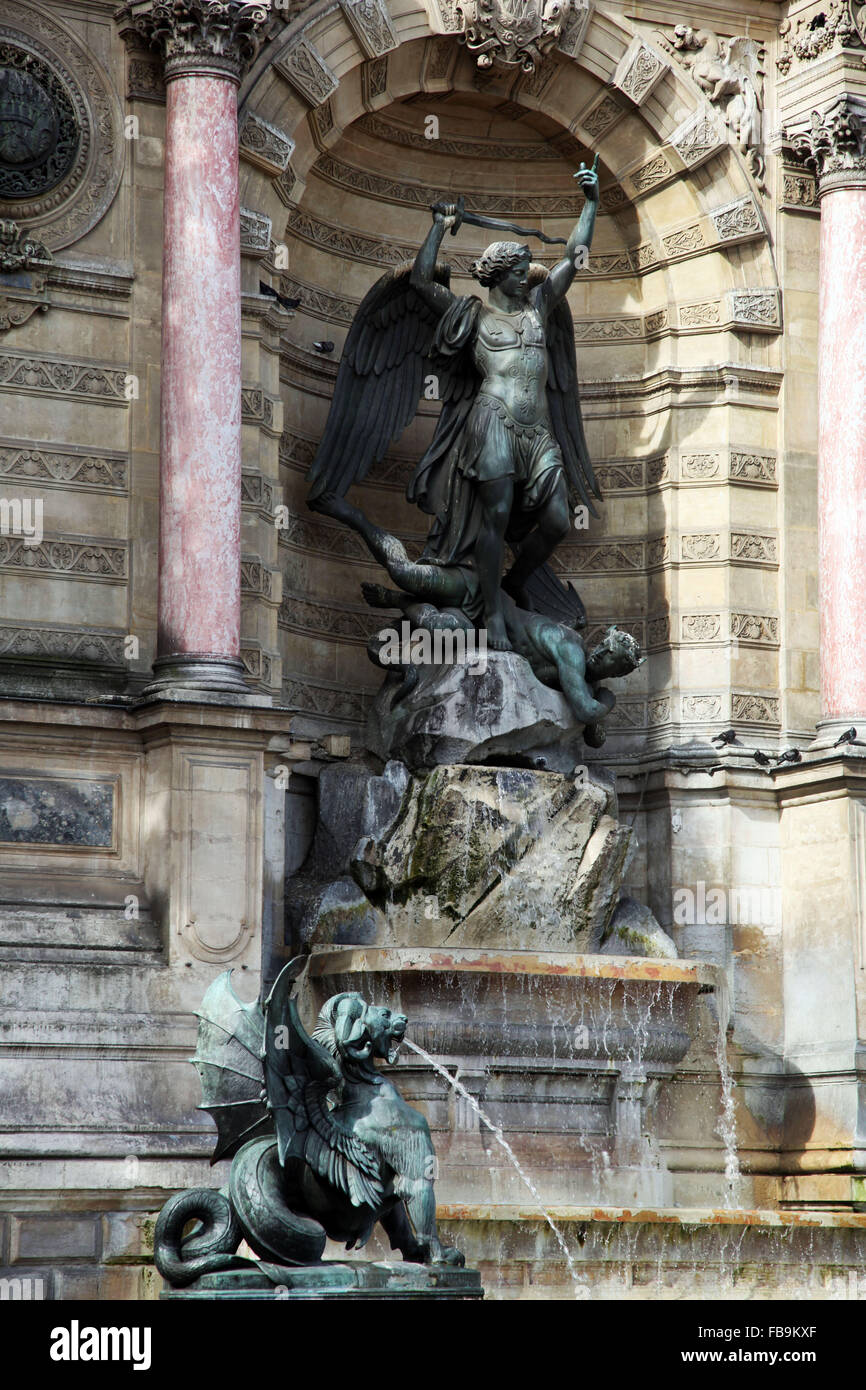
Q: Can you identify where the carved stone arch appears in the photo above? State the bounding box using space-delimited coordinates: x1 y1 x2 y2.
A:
238 2 782 737
238 1 778 321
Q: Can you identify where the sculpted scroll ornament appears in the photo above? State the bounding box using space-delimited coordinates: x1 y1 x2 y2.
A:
0 220 52 272
458 0 573 72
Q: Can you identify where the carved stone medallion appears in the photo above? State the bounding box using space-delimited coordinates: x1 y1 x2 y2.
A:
0 6 123 250
0 46 80 198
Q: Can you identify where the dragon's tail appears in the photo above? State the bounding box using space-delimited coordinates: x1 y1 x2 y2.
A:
153 1188 247 1288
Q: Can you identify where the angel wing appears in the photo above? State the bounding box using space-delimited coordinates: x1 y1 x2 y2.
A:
543 288 602 518
262 961 384 1212
307 261 466 502
192 971 273 1164
722 35 764 99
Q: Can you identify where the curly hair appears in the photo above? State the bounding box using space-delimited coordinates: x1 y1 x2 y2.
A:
470 240 531 288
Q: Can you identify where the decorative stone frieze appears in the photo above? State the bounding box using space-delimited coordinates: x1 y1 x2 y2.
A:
777 0 866 74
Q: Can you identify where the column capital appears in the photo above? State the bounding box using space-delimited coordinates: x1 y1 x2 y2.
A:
115 0 272 82
787 94 866 193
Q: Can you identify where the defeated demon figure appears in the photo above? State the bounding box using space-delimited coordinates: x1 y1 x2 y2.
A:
153 961 462 1287
319 492 643 747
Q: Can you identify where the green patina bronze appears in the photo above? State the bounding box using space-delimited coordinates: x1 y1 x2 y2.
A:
153 959 481 1298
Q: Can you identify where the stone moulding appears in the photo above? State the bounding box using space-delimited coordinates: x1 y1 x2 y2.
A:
0 441 128 493
0 352 129 402
0 622 126 666
0 535 128 582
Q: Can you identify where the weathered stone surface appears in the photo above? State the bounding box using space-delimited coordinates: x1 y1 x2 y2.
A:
0 777 113 847
602 896 677 960
308 760 408 877
341 763 631 950
365 651 586 773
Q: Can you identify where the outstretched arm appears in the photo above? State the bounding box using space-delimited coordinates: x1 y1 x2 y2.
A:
410 207 458 315
543 156 600 307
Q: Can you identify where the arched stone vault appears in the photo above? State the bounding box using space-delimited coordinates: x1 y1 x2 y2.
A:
234 1 783 757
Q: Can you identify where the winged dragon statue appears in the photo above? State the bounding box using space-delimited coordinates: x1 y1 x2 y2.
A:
306 156 643 738
153 960 463 1287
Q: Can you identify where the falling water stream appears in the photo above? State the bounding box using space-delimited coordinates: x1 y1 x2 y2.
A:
402 1036 588 1299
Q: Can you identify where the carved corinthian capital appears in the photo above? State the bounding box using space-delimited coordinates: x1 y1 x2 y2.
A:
788 95 866 192
115 0 272 80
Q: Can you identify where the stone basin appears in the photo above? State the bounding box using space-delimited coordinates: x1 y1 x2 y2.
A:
301 947 725 1211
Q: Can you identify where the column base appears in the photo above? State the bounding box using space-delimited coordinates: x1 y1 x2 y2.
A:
810 714 866 753
141 654 259 702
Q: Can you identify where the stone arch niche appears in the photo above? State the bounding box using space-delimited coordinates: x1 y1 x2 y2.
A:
237 2 782 752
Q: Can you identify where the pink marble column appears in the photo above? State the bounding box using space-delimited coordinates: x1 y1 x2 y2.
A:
152 66 247 693
118 2 270 696
818 184 866 724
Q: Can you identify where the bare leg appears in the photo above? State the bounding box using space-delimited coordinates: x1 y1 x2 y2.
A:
503 476 570 606
477 477 514 651
312 492 465 605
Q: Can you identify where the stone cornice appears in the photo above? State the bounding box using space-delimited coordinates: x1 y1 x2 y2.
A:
115 0 273 81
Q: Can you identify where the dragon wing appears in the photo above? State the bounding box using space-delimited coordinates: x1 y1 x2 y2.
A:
307 261 458 502
262 962 384 1211
522 561 588 630
192 971 272 1164
545 292 602 517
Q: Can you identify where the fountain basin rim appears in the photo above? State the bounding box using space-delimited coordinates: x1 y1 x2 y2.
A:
308 946 721 989
436 1202 866 1230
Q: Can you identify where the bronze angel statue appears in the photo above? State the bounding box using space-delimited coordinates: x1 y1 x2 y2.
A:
153 960 463 1288
308 158 602 651
307 155 643 735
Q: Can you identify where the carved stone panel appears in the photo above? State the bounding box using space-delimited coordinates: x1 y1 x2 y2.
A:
239 111 294 175
340 0 398 59
614 37 668 106
275 38 338 106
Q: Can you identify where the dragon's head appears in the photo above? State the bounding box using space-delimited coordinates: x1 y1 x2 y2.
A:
314 993 407 1067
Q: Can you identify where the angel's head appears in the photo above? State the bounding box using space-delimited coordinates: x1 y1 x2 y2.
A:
313 992 408 1067
471 240 531 294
